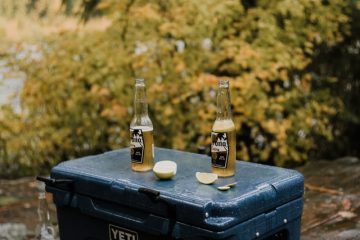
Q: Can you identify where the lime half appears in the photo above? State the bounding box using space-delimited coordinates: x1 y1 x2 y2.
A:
153 160 177 179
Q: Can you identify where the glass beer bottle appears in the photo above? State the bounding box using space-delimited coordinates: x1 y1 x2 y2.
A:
211 79 236 177
130 79 154 171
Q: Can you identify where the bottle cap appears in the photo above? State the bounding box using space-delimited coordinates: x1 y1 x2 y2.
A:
136 79 145 86
219 79 229 88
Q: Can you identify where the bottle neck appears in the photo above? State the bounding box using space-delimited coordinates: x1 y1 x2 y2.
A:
216 86 232 120
134 84 149 117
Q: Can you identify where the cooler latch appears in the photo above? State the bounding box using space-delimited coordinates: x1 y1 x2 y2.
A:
138 187 160 201
138 187 178 240
36 176 74 190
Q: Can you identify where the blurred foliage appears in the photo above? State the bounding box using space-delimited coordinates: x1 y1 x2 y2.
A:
0 0 359 177
308 0 360 158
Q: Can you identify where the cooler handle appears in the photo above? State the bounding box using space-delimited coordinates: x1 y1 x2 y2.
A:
76 195 170 236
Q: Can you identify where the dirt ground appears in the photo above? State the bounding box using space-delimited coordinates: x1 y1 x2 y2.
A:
298 157 360 239
0 157 359 239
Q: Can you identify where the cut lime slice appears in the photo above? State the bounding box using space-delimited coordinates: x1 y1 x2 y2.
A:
153 161 177 179
217 186 231 191
196 172 218 185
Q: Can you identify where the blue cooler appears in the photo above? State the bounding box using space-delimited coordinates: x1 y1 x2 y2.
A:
42 148 304 240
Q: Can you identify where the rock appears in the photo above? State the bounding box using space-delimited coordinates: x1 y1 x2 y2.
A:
0 223 27 240
0 196 19 206
338 211 357 219
23 202 31 209
336 156 359 164
337 229 360 239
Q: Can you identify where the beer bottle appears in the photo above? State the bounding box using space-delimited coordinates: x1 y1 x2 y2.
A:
130 79 154 171
211 79 236 177
35 182 57 240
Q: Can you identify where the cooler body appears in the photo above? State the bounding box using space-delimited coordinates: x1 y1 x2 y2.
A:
46 148 304 240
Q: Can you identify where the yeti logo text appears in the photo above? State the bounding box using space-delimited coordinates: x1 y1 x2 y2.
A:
109 225 138 240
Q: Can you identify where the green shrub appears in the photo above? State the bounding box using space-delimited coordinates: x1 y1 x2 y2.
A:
0 0 355 177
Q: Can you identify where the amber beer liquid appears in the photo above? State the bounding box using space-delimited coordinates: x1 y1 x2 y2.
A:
211 121 236 177
130 126 154 171
130 79 154 171
211 80 236 177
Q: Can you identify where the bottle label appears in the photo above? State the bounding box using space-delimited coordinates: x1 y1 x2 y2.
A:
211 132 229 168
130 128 144 163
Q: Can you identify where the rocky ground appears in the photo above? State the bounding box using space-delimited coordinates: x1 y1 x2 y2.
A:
0 157 359 240
298 156 360 239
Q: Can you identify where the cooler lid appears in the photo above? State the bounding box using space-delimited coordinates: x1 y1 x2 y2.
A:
50 148 304 231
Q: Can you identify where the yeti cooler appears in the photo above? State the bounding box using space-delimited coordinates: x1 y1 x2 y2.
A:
43 148 304 240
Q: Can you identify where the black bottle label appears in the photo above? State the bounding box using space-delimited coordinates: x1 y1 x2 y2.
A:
130 128 144 163
211 132 229 168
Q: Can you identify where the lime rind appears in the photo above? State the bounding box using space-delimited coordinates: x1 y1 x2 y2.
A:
217 186 231 191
